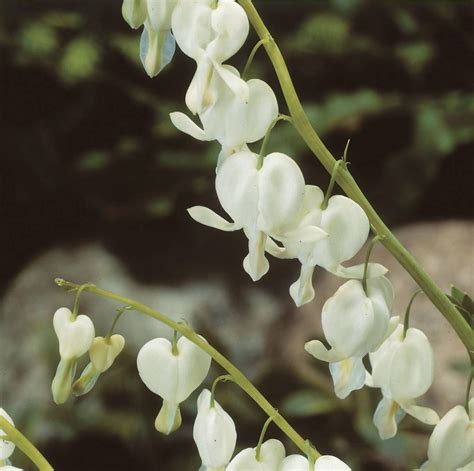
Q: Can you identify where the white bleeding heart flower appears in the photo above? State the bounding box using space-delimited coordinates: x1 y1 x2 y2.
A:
0 409 15 461
366 324 439 439
170 66 278 152
137 335 211 434
266 185 386 306
421 398 474 471
172 0 249 113
188 150 327 281
122 0 147 29
278 454 351 470
305 277 396 399
89 335 125 373
0 466 23 471
226 438 285 471
51 307 95 404
53 307 95 360
193 389 237 471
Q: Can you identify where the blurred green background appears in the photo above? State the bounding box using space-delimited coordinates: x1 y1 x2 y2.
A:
1 0 473 470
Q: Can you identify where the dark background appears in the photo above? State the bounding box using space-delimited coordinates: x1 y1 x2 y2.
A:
1 0 473 469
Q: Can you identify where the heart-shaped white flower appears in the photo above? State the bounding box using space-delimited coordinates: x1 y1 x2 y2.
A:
170 66 278 153
0 409 15 461
89 335 125 373
279 454 351 470
137 335 211 434
227 438 285 470
189 151 326 281
53 307 95 360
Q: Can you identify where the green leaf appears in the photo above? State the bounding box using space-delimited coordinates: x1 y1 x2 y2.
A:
448 286 473 327
279 390 341 418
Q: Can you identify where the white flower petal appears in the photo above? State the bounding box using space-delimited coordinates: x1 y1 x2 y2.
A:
243 231 269 281
328 262 387 279
213 62 250 103
315 455 351 470
155 400 182 435
227 439 285 470
89 335 125 373
0 409 15 460
329 357 366 399
373 397 406 440
289 264 315 307
304 340 346 363
279 455 310 471
122 0 147 29
399 401 439 425
187 206 239 231
169 112 209 140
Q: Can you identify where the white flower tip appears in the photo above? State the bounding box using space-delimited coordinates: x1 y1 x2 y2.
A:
155 401 182 435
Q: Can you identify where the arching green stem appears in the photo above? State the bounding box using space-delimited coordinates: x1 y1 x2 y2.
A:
238 0 473 361
0 416 53 471
321 159 342 210
257 114 292 169
403 289 423 338
210 374 233 408
54 278 321 460
465 361 473 413
243 38 268 80
255 414 276 461
72 283 94 319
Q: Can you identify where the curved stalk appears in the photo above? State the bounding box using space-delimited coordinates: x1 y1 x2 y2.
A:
238 0 473 359
55 278 321 460
0 417 53 471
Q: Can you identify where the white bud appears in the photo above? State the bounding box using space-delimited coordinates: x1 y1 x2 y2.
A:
193 389 237 470
89 335 125 373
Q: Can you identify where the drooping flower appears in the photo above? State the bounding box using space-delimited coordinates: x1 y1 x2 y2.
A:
193 389 237 471
172 0 249 113
51 307 95 404
421 398 474 470
305 277 396 399
170 66 278 158
366 324 439 439
73 334 126 396
0 409 15 461
278 454 351 470
226 438 285 471
137 335 211 434
188 151 327 281
266 185 386 306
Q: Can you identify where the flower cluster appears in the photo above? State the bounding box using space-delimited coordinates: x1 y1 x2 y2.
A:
118 1 474 469
51 306 125 404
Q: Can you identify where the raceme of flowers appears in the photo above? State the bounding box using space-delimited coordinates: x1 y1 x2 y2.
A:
25 1 470 469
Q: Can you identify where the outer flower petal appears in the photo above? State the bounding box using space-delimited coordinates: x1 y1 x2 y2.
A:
399 401 439 425
315 455 351 470
425 403 474 470
279 455 309 471
187 206 240 231
193 389 237 469
305 340 346 363
226 439 285 470
243 230 269 281
170 112 209 141
328 262 387 279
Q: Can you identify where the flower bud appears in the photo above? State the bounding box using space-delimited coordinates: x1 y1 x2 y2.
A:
226 438 285 470
193 389 237 470
0 409 15 460
137 335 211 434
89 335 125 373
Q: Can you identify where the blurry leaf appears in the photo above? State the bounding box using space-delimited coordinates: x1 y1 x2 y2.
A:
111 33 141 65
18 21 58 57
280 390 341 418
77 151 110 172
59 36 101 83
146 197 173 217
395 41 433 76
448 285 473 326
415 105 455 156
395 10 419 34
42 11 83 29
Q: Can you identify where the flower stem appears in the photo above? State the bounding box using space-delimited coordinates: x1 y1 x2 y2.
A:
210 374 233 408
255 414 275 460
243 38 268 80
403 289 423 338
54 278 321 460
238 0 474 361
0 416 53 471
362 235 383 294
